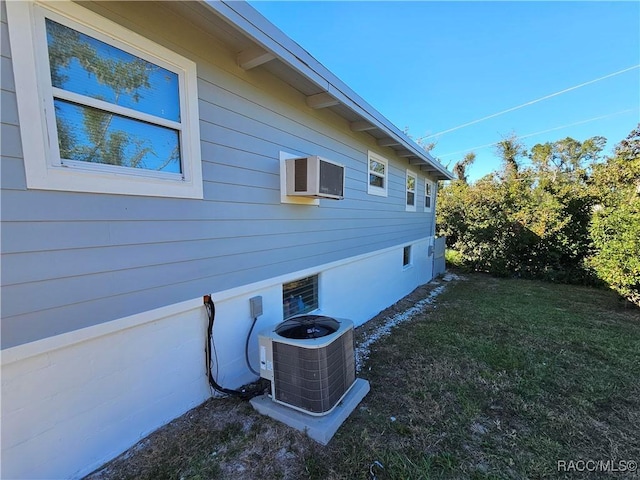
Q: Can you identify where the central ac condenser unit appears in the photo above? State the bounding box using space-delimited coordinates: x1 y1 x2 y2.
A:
258 315 356 416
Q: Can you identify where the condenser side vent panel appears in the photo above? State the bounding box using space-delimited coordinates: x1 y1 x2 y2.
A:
272 328 355 414
258 316 356 416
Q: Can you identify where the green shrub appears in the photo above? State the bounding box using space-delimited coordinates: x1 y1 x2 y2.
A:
436 131 631 287
444 249 465 269
589 200 640 304
588 125 640 305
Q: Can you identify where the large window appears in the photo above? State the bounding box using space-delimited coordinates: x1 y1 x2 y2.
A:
406 171 417 211
367 151 388 197
283 275 319 319
7 1 203 198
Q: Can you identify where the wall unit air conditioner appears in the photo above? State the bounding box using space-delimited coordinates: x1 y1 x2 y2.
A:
258 315 356 416
285 156 345 200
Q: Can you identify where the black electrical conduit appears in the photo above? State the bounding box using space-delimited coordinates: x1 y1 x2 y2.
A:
204 296 265 399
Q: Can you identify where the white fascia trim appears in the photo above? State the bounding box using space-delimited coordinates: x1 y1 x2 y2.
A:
6 0 203 199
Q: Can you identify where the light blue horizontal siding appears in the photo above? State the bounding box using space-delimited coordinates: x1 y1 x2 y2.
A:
1 123 22 158
3 222 425 284
0 5 10 58
0 4 436 348
198 79 365 161
4 225 423 315
1 156 26 190
1 56 15 92
2 217 423 255
1 89 18 124
1 187 425 222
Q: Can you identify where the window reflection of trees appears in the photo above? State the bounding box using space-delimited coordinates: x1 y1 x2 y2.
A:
46 19 181 172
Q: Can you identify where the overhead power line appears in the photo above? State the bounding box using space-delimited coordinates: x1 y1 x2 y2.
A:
423 64 640 140
437 107 639 159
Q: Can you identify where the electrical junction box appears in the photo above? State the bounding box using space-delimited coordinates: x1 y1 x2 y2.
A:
250 296 263 318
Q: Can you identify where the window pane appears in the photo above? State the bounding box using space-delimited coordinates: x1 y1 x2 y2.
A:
407 175 415 191
403 246 411 266
46 19 180 122
425 196 431 208
283 275 318 319
369 173 384 188
55 99 181 173
369 159 385 174
407 191 415 206
426 183 432 195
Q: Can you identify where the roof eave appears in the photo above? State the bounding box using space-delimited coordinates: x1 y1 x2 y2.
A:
202 0 455 181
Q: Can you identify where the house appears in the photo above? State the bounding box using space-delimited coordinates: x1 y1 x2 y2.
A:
0 1 453 478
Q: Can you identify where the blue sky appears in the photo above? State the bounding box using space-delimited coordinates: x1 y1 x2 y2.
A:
249 1 640 181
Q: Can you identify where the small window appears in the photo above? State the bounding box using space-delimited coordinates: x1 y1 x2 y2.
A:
7 1 203 198
283 275 319 319
424 179 434 212
403 245 412 267
367 151 388 197
406 171 417 211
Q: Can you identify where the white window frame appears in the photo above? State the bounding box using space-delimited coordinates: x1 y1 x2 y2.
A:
282 274 319 319
402 245 412 268
424 178 434 212
367 151 388 197
6 0 203 199
406 170 417 212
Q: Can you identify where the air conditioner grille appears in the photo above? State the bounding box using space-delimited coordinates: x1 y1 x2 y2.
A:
294 158 308 192
272 328 355 414
319 160 344 197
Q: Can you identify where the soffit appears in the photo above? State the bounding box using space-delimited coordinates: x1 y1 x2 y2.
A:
167 1 453 180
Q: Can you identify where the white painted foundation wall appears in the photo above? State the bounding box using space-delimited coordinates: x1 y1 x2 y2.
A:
1 237 434 480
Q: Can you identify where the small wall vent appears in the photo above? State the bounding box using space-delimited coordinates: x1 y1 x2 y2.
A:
285 156 345 200
258 315 356 416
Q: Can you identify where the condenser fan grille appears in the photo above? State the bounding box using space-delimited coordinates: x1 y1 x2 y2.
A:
276 315 338 339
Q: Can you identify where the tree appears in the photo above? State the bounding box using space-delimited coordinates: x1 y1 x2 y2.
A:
495 133 526 179
531 136 606 184
588 125 640 305
452 152 476 184
526 136 607 282
438 126 640 297
438 131 608 284
402 127 437 154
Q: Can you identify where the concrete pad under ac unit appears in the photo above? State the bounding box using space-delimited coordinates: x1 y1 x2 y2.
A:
250 378 370 445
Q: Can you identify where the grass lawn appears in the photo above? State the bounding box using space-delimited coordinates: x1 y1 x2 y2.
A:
313 273 640 479
88 273 639 480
